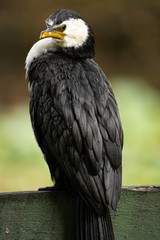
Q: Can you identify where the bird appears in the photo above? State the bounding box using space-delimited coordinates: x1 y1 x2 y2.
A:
25 9 123 240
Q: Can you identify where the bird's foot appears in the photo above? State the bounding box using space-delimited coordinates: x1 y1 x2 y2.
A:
38 185 55 191
38 184 65 191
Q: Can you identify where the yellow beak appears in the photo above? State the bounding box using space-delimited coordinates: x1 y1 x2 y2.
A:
40 31 66 40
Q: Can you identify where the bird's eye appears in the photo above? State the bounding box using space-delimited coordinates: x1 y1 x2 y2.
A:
56 24 66 32
61 24 66 31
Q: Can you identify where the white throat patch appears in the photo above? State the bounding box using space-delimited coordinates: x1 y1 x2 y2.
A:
25 38 56 78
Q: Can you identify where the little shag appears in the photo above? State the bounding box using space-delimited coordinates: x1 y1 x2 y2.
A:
25 9 123 240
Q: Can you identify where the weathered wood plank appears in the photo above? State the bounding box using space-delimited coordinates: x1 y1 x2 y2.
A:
0 191 76 240
0 186 159 240
112 186 160 240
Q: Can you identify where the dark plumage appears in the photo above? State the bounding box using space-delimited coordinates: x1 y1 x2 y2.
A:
26 9 123 240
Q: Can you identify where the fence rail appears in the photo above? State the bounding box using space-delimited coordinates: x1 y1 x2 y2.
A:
0 185 160 240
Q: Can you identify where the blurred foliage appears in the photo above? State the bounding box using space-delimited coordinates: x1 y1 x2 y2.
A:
0 77 160 192
0 104 52 192
112 77 160 186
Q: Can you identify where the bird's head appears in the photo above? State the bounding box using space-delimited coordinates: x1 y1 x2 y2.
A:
25 10 95 77
39 9 95 58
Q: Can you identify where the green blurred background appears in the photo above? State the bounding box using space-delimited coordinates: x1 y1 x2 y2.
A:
0 0 160 192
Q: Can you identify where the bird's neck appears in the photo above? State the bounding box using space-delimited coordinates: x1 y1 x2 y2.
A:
25 38 56 78
25 38 95 78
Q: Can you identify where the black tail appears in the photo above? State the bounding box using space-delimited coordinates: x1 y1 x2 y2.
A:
76 197 115 240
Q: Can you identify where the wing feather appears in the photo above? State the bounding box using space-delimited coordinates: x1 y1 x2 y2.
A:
29 55 123 214
54 59 123 211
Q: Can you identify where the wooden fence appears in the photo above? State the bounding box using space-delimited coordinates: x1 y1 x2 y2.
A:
0 186 159 240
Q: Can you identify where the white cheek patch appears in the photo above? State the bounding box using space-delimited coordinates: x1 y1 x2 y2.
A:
25 38 56 78
62 18 89 48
